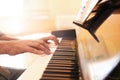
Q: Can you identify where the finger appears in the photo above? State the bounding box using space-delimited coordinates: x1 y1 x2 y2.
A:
25 46 45 55
49 35 59 45
27 40 51 54
26 40 49 50
30 44 51 54
43 35 59 45
39 41 50 50
35 40 50 51
38 44 51 54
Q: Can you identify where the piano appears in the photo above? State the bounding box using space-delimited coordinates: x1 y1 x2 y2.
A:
18 0 120 80
17 29 85 80
41 29 81 80
17 29 120 80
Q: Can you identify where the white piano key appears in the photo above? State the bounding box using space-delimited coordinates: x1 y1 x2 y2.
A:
17 53 54 80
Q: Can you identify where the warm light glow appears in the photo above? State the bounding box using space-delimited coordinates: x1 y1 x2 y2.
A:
0 0 23 16
0 0 25 35
4 19 24 35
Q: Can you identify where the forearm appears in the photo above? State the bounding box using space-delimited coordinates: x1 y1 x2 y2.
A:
0 41 10 55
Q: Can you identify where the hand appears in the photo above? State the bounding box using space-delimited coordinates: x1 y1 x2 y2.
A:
40 35 59 45
0 35 59 55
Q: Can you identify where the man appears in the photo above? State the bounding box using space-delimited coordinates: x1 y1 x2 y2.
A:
0 32 59 80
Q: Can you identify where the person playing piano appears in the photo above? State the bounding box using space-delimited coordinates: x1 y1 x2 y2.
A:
0 32 59 80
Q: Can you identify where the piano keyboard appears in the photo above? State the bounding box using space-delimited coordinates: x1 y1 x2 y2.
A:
17 29 84 80
40 29 84 80
41 39 80 80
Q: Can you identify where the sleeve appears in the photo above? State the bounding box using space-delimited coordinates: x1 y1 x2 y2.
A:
0 32 5 36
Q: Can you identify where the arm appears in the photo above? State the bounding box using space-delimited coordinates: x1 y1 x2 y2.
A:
0 34 59 55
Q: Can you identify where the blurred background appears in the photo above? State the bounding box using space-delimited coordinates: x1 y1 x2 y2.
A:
0 0 119 40
0 0 81 36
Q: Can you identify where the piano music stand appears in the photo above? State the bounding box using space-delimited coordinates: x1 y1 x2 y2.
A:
73 0 120 42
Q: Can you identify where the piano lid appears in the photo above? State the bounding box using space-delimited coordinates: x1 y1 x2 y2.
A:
73 0 120 42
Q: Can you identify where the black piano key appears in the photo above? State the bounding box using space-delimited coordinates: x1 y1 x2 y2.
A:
53 53 76 56
44 69 79 75
52 57 76 60
58 45 74 48
41 72 79 80
50 59 76 63
42 70 79 77
56 48 76 52
46 66 78 70
56 41 76 51
47 63 78 67
58 42 74 46
49 60 77 65
46 64 78 69
44 69 78 74
54 51 76 56
42 73 78 78
60 40 75 43
40 76 78 80
54 51 76 54
48 63 77 66
43 69 78 76
52 56 75 60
